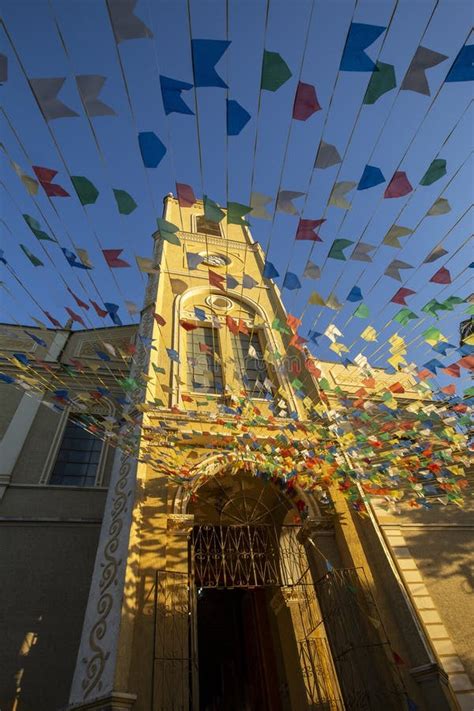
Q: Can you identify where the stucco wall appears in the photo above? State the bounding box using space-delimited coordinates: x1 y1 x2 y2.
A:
0 384 24 439
0 523 101 711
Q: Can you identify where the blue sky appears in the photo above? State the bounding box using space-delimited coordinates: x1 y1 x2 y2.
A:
1 0 472 389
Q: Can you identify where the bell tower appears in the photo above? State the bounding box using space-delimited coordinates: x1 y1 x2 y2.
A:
68 195 458 711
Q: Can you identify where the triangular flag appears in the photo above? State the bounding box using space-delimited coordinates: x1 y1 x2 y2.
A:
423 245 448 263
385 259 413 281
250 192 272 219
136 256 157 273
62 248 91 270
226 99 251 136
327 238 353 260
23 214 54 241
360 326 377 341
427 198 451 216
340 23 386 72
138 132 166 168
394 308 418 326
113 189 137 215
242 274 258 289
208 269 226 291
363 61 396 104
384 172 412 198
303 260 321 279
328 182 356 209
350 242 375 262
160 75 193 115
292 81 321 120
20 244 43 266
308 291 325 306
391 288 416 305
357 164 385 190
383 225 413 248
90 301 108 318
430 267 451 284
347 286 363 302
295 218 325 241
354 303 369 318
29 77 79 120
186 252 204 270
325 294 343 310
314 141 341 169
192 39 230 88
102 249 130 268
261 50 292 91
67 287 89 310
33 166 69 197
65 307 86 327
106 0 153 43
419 159 447 186
263 261 279 279
282 272 301 290
445 44 474 83
227 202 251 226
401 46 448 95
71 176 99 205
204 195 225 223
276 190 304 215
176 183 196 207
170 278 187 294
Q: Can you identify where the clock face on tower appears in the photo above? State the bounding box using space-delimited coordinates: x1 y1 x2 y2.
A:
202 254 229 267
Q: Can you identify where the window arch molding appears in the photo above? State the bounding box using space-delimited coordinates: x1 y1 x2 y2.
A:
171 286 299 411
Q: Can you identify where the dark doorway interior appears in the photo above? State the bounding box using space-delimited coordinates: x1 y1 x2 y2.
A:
197 587 282 711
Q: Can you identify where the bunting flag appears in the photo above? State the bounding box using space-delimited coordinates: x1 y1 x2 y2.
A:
170 278 187 295
427 198 451 216
329 181 356 209
186 252 204 270
102 249 130 268
363 62 396 104
420 159 447 185
23 214 54 241
328 239 353 261
160 75 194 115
136 256 157 273
65 307 86 327
67 287 89 309
33 166 69 197
106 0 153 43
226 99 251 136
75 249 93 268
250 192 272 219
308 291 325 305
292 81 321 120
192 39 230 88
384 171 413 198
174 183 195 208
423 245 448 263
314 141 341 169
357 165 385 190
138 132 166 168
227 202 252 225
113 189 137 215
445 44 474 83
347 285 363 302
20 244 43 266
263 260 279 279
350 242 376 262
339 23 386 72
360 325 377 341
383 225 413 248
430 267 451 284
226 274 239 289
76 75 116 116
62 248 92 269
242 274 258 289
303 260 321 279
104 302 122 325
90 300 108 317
325 293 343 310
10 160 38 195
295 218 325 241
391 287 416 305
29 77 78 120
71 176 99 205
282 272 302 290
354 303 369 318
261 51 292 91
208 269 225 291
401 46 448 95
276 190 304 214
385 259 413 281
43 311 62 327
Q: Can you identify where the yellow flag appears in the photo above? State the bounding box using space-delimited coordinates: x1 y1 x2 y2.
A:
308 291 326 306
360 326 377 341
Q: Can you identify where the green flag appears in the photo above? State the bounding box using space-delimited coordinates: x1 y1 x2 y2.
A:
203 195 225 223
394 308 418 326
363 61 396 105
20 244 43 266
156 217 181 245
23 214 54 241
354 303 369 318
113 189 137 215
227 201 251 226
442 295 464 310
419 159 447 186
71 176 99 205
421 299 448 319
327 238 353 260
261 50 292 91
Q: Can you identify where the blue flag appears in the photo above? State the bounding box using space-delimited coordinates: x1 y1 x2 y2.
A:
138 131 166 168
282 272 301 290
62 248 91 269
357 165 385 190
340 23 386 72
226 99 251 136
104 302 122 326
346 285 363 302
445 45 474 83
263 260 279 279
191 39 230 88
160 75 194 115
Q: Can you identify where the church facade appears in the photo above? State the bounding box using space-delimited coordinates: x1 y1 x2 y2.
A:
0 195 472 710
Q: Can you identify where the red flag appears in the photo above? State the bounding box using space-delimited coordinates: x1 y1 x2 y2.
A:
180 319 199 331
208 269 225 291
292 81 321 121
154 313 166 326
289 333 307 351
391 287 416 305
286 313 301 333
176 182 196 207
226 315 240 334
389 382 405 394
457 355 474 370
430 267 451 284
295 218 325 241
442 363 460 378
238 319 249 335
65 307 86 327
305 359 321 378
199 342 211 353
90 300 108 317
67 287 89 310
102 249 130 268
33 166 69 197
441 384 456 395
43 310 62 328
384 171 412 199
